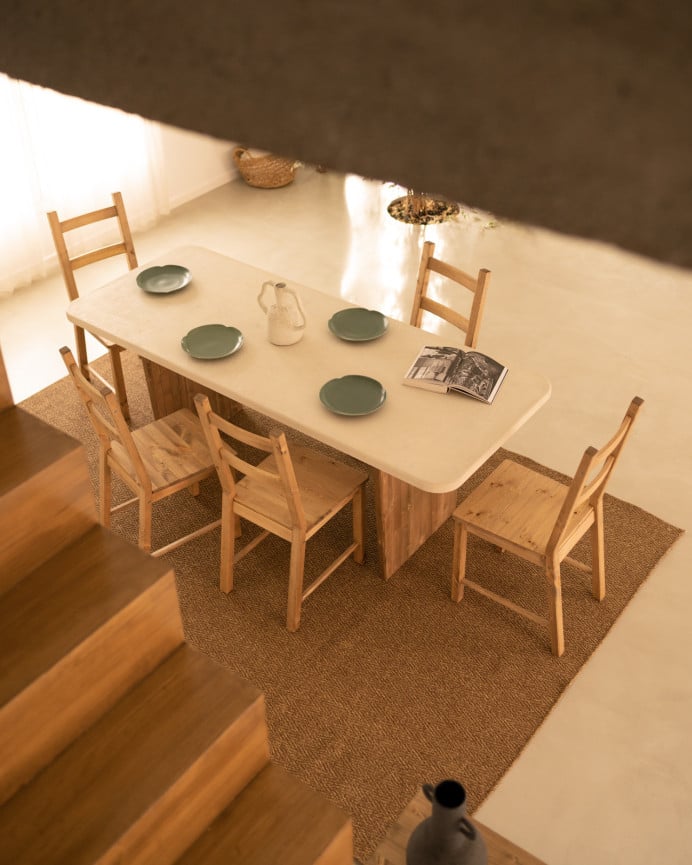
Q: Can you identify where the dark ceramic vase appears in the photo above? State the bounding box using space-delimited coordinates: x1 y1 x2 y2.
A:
406 780 488 865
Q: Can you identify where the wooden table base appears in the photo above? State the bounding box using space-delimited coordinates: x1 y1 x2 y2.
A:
374 471 457 580
141 358 244 420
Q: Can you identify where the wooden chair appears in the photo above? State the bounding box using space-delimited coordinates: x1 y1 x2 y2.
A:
61 346 220 556
48 192 138 421
451 397 644 656
410 240 491 348
194 393 369 631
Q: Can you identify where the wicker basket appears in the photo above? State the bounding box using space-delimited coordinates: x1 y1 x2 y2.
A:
233 147 297 189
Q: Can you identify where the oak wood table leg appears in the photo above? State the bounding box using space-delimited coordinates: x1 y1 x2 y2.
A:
373 470 457 580
141 358 244 420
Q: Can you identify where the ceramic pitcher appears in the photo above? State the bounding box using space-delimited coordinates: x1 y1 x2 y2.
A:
257 280 306 345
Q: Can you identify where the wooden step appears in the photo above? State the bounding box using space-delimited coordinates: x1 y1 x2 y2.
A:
0 525 184 805
0 406 96 593
175 763 353 865
0 645 270 865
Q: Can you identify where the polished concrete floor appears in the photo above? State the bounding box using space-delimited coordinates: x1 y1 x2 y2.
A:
2 170 690 865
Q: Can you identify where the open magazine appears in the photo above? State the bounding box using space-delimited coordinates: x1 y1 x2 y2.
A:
403 345 508 404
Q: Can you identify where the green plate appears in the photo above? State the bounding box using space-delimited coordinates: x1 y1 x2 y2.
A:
328 307 388 341
137 264 191 294
181 324 244 359
319 375 386 416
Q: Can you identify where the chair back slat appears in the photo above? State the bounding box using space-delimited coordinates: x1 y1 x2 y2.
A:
59 204 119 232
418 297 471 334
548 397 644 552
60 347 150 489
410 240 490 348
194 395 307 530
427 256 480 291
70 243 132 271
206 408 274 454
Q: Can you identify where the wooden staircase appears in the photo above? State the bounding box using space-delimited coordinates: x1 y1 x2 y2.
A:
0 351 353 865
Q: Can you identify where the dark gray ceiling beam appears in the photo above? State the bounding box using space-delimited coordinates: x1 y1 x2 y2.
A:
2 1 691 269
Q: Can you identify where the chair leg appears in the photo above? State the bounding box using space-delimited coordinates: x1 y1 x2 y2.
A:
591 499 606 600
138 493 153 554
74 325 90 380
286 533 307 632
451 521 468 602
108 347 130 422
352 486 366 564
220 495 236 593
545 557 565 657
99 451 111 528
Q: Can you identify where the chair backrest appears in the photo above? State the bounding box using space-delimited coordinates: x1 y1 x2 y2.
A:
60 346 150 490
47 192 138 302
410 240 491 348
194 394 307 530
548 396 644 553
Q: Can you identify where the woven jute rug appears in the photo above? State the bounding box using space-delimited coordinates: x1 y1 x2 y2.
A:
21 351 683 861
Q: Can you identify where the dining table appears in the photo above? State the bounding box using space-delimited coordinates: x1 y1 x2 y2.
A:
66 244 551 579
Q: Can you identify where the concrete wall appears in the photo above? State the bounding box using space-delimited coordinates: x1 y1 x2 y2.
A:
159 124 236 209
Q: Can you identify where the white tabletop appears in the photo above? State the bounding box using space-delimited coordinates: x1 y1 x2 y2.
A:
67 245 551 493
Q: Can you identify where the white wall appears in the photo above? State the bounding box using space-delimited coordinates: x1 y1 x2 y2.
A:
159 123 237 209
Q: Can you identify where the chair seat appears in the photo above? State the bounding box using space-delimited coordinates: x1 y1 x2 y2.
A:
111 409 215 492
453 459 590 558
236 445 369 534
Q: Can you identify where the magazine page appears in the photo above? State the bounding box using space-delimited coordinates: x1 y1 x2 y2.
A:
446 351 507 402
404 346 463 389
